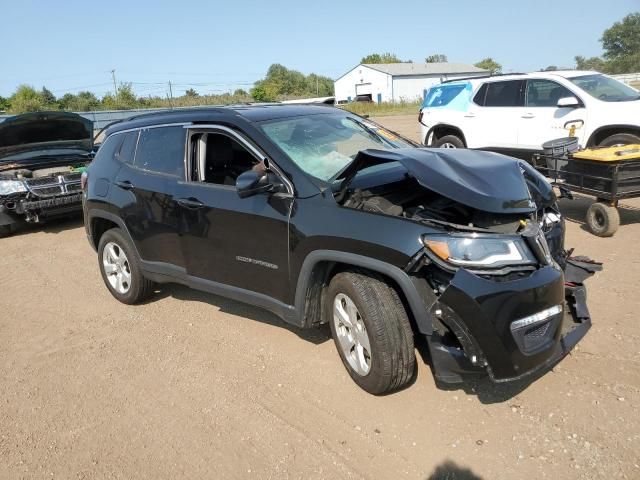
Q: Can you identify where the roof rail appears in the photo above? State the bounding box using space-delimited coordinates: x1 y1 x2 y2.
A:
441 72 526 84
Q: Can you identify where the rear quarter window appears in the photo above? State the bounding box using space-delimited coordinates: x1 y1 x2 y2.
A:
422 83 469 108
134 126 186 177
114 131 138 164
93 134 123 163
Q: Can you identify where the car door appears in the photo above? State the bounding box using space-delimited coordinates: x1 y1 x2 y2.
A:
176 126 293 303
518 78 588 150
465 80 524 149
113 125 187 268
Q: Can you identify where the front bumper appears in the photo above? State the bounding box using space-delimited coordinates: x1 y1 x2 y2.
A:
426 265 592 384
0 193 84 223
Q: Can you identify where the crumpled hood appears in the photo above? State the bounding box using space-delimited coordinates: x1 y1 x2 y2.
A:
339 148 552 214
0 111 93 162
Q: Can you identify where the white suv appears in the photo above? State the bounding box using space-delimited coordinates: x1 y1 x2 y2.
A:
418 71 640 158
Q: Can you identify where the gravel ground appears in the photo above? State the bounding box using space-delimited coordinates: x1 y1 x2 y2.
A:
0 115 638 479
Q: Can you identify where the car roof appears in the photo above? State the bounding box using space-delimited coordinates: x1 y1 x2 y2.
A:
105 104 339 135
455 70 600 85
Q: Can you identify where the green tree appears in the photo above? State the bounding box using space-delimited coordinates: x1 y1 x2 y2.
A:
474 57 502 74
251 64 335 101
601 13 640 60
8 85 45 113
40 87 58 109
0 96 9 111
574 55 607 72
544 65 558 71
233 89 248 97
425 54 447 63
361 52 405 64
185 88 199 97
60 91 100 111
574 12 640 74
250 84 270 102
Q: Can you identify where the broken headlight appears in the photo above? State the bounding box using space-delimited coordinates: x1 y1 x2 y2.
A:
0 180 27 196
423 234 537 269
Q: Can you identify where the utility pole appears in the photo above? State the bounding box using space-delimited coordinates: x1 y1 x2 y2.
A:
168 81 174 108
111 69 118 96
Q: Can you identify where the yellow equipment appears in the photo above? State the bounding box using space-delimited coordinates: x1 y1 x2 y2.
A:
572 144 640 162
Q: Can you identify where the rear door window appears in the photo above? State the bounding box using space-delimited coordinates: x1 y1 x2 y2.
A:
134 126 186 177
484 80 524 107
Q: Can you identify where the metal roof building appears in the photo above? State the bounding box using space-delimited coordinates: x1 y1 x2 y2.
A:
334 62 488 104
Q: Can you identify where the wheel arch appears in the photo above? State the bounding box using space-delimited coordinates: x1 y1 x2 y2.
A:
293 250 434 334
586 124 640 147
87 210 139 256
426 123 467 147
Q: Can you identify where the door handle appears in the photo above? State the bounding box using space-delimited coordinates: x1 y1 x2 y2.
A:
115 180 134 190
521 113 535 119
177 197 204 209
464 112 476 118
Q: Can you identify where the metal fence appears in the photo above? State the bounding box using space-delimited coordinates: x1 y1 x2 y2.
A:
611 73 640 84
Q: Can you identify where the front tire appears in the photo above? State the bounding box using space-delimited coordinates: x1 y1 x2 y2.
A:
433 134 464 149
98 228 154 304
598 133 640 147
326 271 415 395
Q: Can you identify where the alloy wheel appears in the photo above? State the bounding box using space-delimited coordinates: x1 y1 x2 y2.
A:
333 293 372 376
102 241 132 294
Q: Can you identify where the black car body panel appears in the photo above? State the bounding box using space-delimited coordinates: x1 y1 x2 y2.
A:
338 148 537 214
83 105 599 388
0 112 93 231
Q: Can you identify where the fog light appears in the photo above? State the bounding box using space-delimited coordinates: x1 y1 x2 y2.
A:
510 305 562 331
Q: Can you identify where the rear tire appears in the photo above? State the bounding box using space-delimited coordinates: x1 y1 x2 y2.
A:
433 135 464 149
326 271 415 395
598 133 640 147
98 228 154 304
586 201 619 237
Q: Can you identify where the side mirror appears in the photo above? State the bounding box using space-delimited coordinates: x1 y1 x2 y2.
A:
557 96 580 108
235 170 284 198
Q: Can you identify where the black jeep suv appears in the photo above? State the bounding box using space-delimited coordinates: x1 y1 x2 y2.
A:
83 105 599 394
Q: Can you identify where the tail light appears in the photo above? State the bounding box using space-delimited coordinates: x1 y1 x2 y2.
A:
81 171 88 191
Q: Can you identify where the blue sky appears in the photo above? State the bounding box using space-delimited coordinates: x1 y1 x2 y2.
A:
0 0 637 98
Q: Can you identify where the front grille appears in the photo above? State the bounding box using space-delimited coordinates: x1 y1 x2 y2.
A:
63 173 82 182
32 185 64 197
26 176 59 187
25 173 82 198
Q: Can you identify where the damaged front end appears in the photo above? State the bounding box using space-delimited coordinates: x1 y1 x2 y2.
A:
0 112 93 234
336 147 601 384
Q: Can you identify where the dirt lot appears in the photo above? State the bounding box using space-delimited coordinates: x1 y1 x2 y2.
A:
1 115 639 479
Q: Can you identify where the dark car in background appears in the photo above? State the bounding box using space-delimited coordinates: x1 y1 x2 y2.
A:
0 111 93 237
83 105 599 394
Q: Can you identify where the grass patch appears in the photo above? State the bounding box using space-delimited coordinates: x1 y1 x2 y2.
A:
339 100 422 117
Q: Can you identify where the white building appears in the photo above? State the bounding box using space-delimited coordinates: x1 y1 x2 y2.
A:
334 62 488 103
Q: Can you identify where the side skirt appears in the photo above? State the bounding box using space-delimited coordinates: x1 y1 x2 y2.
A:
140 260 301 327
